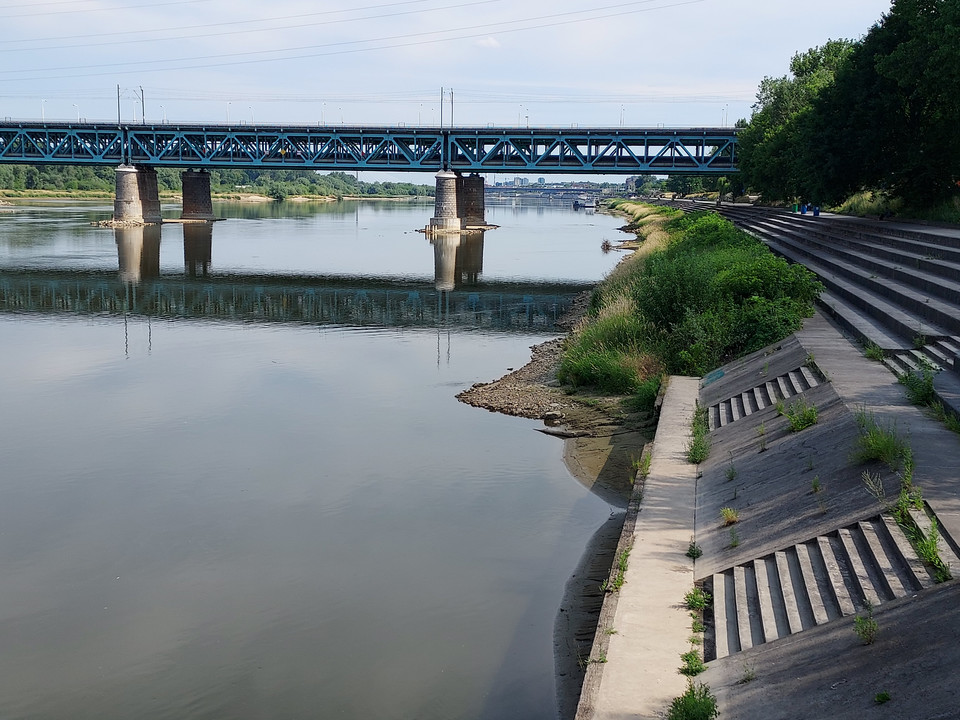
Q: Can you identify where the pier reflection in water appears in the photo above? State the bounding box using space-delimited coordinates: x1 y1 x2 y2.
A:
1 221 583 332
0 199 624 720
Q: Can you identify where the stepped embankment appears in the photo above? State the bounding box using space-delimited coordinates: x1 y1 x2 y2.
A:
577 308 960 718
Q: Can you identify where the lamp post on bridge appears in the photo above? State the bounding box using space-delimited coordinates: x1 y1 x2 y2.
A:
41 99 45 122
73 104 79 122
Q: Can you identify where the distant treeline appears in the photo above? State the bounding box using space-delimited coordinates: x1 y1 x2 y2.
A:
736 0 959 209
0 166 434 199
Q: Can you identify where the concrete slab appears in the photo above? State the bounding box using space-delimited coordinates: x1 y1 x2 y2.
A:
575 376 700 720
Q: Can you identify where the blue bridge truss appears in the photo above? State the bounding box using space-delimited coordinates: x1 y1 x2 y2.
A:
0 122 737 174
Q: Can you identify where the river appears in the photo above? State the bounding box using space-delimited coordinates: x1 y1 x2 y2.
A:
0 197 625 720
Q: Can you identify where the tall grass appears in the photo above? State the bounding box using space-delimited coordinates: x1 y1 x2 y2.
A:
561 208 823 392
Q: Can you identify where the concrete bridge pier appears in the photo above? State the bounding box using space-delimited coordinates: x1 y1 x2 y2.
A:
457 173 485 227
114 165 162 224
181 169 215 221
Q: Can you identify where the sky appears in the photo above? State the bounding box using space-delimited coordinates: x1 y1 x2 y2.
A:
1 0 894 181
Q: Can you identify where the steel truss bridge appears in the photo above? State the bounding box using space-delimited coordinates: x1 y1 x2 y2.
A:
0 122 737 174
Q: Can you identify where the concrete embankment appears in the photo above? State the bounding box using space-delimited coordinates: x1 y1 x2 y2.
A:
576 309 960 718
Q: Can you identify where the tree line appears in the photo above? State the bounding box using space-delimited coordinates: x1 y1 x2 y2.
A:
735 0 959 211
0 166 434 199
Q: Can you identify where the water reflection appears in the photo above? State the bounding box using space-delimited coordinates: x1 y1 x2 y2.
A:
115 225 161 284
0 220 587 333
183 223 212 278
430 231 484 291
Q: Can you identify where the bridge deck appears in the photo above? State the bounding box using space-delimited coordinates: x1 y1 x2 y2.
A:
0 123 737 174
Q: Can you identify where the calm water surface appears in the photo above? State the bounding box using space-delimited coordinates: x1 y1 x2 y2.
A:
0 198 624 719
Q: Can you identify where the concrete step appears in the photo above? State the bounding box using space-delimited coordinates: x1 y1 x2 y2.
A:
740 222 960 338
705 515 939 661
707 366 821 430
760 235 953 343
731 212 960 284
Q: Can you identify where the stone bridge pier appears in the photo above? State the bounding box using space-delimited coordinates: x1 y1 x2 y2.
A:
114 165 162 224
113 166 216 223
428 170 485 234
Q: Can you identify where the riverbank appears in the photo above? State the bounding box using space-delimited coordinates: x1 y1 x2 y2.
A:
456 215 660 716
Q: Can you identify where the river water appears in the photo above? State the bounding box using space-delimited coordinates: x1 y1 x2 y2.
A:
0 197 624 720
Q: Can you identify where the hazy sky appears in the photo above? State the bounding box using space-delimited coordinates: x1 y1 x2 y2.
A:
3 0 893 129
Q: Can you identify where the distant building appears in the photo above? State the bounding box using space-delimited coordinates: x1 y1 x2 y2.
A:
537 177 545 185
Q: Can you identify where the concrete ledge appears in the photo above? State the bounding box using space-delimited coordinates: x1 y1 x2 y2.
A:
576 376 700 720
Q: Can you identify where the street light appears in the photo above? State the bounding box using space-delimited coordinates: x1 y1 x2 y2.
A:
73 104 79 122
249 106 255 125
160 105 166 123
226 102 231 124
41 99 46 122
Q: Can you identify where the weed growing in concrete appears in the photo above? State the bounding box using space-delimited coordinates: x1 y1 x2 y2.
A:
862 470 887 508
738 663 756 684
679 649 706 676
898 356 938 405
778 396 819 431
864 342 885 361
667 681 719 720
634 452 652 480
728 526 740 548
875 691 892 705
854 602 878 645
891 485 924 524
591 651 608 664
913 334 927 350
756 421 768 453
811 475 822 494
909 518 952 582
720 507 740 525
604 627 618 635
688 634 703 646
853 407 909 470
691 618 705 633
686 539 703 560
686 404 711 464
684 587 711 611
725 462 737 482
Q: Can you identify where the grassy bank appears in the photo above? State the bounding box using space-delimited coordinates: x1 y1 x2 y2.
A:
559 203 823 404
832 191 960 225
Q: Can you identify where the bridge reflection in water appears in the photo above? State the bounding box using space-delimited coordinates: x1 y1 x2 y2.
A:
1 223 589 332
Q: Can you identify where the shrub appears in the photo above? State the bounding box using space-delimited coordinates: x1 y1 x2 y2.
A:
679 650 706 676
720 507 740 525
668 681 720 720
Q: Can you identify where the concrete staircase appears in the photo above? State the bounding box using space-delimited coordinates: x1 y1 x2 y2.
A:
707 365 822 431
714 207 960 365
705 510 960 661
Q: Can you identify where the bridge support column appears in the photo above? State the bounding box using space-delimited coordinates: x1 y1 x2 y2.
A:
181 169 215 220
457 173 485 227
114 165 161 224
428 170 461 234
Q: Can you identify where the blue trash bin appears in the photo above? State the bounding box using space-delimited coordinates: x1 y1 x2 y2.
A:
813 206 820 217
800 204 808 214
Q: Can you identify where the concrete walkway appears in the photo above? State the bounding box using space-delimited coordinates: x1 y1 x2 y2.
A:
576 376 701 720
